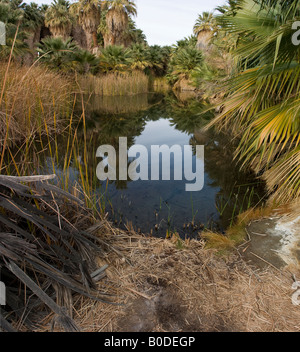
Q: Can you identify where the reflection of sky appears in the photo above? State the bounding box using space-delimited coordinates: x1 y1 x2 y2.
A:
102 117 219 235
134 118 189 147
131 118 204 183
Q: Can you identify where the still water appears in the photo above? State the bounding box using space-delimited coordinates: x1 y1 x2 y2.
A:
76 92 266 238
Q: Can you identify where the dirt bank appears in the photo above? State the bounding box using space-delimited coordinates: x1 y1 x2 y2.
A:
38 223 300 332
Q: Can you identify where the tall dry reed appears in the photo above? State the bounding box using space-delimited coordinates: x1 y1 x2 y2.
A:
80 71 149 96
0 63 73 147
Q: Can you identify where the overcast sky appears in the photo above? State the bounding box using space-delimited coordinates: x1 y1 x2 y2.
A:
34 0 225 46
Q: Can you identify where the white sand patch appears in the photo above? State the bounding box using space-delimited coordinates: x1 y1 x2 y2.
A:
274 216 300 266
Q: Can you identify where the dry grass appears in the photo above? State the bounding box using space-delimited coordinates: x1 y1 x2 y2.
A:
80 71 149 96
0 63 73 146
37 224 300 332
202 231 235 251
201 206 277 252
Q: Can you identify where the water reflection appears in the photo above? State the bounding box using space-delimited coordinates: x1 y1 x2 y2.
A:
77 92 266 237
7 92 265 238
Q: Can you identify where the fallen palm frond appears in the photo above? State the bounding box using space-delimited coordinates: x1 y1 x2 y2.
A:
0 174 116 332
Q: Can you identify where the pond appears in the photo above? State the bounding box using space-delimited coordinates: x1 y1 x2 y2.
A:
17 92 266 238
74 92 266 238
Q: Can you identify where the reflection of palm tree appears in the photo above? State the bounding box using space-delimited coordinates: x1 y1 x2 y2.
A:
166 93 213 134
190 131 266 229
79 104 147 189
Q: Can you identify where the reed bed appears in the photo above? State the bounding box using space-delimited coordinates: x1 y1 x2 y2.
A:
0 63 73 147
80 71 149 96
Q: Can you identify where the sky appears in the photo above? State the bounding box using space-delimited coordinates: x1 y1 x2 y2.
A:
34 0 225 46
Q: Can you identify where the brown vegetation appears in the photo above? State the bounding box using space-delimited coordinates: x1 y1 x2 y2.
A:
0 63 73 147
80 71 149 96
38 229 300 332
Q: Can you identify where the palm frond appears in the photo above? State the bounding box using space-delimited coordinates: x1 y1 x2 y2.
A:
0 175 115 331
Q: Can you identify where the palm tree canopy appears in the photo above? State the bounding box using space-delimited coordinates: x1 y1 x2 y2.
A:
37 36 78 70
215 0 242 16
170 47 204 74
206 0 300 203
70 0 101 32
193 11 215 36
127 44 153 71
98 45 131 72
103 0 137 16
45 0 73 38
23 2 45 32
0 0 23 24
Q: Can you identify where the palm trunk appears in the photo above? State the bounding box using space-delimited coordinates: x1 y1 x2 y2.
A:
92 31 98 48
85 31 93 51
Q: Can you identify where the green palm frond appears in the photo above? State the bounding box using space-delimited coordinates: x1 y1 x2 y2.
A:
207 0 300 203
98 45 131 72
45 0 74 38
70 0 101 32
193 11 215 36
103 0 137 17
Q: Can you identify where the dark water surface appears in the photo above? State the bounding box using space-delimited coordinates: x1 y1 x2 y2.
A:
31 92 265 238
75 92 266 238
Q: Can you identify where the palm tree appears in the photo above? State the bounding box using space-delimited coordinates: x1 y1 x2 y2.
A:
127 44 152 71
215 0 242 16
193 12 215 50
167 46 204 90
73 49 100 74
0 0 24 27
70 0 102 50
0 0 28 59
98 45 131 72
148 45 171 76
126 18 147 45
45 0 73 40
206 0 300 203
37 36 78 71
23 2 44 32
170 47 204 77
22 3 45 63
102 0 137 47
